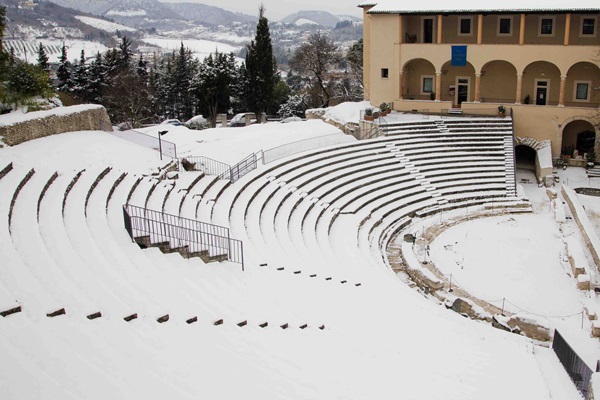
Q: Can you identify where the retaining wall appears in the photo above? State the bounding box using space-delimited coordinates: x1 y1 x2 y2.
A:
0 105 112 146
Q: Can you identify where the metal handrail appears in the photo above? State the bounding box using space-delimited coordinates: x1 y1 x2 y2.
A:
123 204 244 269
181 156 231 176
219 153 257 183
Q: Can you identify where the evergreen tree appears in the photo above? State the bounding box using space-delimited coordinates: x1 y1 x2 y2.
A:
193 51 236 125
243 5 277 120
71 49 89 100
172 43 195 120
56 43 72 93
36 43 50 73
117 36 133 73
85 52 106 104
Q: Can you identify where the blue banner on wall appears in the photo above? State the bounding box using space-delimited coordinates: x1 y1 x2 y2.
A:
452 46 467 67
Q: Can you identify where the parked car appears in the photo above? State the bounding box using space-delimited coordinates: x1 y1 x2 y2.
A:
160 119 183 126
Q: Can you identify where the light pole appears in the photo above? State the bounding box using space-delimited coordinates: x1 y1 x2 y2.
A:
158 130 168 160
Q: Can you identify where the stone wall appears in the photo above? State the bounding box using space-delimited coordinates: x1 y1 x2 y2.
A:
0 105 112 146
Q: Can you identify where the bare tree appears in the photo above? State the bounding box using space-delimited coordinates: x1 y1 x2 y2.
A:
104 70 154 129
289 32 341 108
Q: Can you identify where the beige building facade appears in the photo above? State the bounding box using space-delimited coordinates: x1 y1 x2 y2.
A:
360 1 600 163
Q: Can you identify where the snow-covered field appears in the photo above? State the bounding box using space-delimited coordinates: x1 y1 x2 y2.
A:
74 16 137 33
0 103 598 399
6 39 109 64
140 37 242 61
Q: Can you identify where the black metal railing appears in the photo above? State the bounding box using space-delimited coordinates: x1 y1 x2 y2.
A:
181 156 231 176
219 153 257 183
552 329 593 399
123 204 244 269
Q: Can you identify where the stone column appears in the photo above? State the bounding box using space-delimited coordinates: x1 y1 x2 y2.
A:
435 72 442 101
515 74 523 104
559 76 567 107
437 15 443 44
477 15 483 44
474 74 481 103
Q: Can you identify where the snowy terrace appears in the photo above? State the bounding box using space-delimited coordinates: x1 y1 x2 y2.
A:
0 103 599 399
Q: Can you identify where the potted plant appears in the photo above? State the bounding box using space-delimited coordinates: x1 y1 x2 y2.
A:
364 108 374 121
379 102 390 116
498 105 506 117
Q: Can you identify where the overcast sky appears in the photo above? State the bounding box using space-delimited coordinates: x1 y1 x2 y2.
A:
161 0 364 20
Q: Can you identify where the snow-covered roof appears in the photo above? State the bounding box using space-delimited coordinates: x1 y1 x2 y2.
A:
359 1 600 14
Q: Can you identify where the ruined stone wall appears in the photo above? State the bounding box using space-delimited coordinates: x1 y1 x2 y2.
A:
0 105 112 146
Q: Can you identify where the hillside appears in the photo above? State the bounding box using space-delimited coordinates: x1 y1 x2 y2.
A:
280 10 355 28
4 0 116 46
165 2 256 26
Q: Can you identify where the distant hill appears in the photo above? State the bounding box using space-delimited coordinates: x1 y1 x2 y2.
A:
47 0 183 28
164 3 256 26
4 0 116 45
279 10 358 28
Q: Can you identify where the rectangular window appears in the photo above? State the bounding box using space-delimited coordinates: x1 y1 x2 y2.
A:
458 17 472 36
381 68 389 78
539 16 554 36
498 17 512 36
574 81 591 102
421 76 434 94
581 17 597 36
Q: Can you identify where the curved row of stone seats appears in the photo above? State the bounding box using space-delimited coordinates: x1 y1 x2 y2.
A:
0 161 346 331
0 164 61 317
220 126 516 278
103 170 343 326
224 138 410 265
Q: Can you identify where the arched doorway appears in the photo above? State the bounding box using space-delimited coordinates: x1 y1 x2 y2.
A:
440 60 476 106
562 120 597 162
515 145 537 170
402 59 436 101
521 61 561 106
514 137 554 184
480 60 517 103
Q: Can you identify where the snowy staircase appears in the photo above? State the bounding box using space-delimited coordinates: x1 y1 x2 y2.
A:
587 165 600 178
386 143 447 207
504 136 517 196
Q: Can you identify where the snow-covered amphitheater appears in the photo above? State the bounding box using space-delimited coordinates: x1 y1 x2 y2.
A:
1 103 599 399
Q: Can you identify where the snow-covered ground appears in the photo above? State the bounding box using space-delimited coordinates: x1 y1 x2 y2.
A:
140 37 243 61
5 39 109 64
0 103 597 400
138 119 352 164
74 16 137 33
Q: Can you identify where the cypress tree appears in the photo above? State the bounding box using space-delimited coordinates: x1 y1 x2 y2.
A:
56 43 72 93
36 43 50 73
243 5 277 121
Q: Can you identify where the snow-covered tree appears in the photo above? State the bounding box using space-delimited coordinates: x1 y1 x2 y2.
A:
289 32 341 108
192 51 236 125
242 5 278 119
36 43 50 73
278 94 307 118
70 50 89 100
56 43 72 93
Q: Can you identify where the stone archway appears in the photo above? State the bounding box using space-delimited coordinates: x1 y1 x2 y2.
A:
402 58 437 101
480 60 518 104
521 61 561 106
562 119 597 164
440 60 476 106
514 137 553 183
